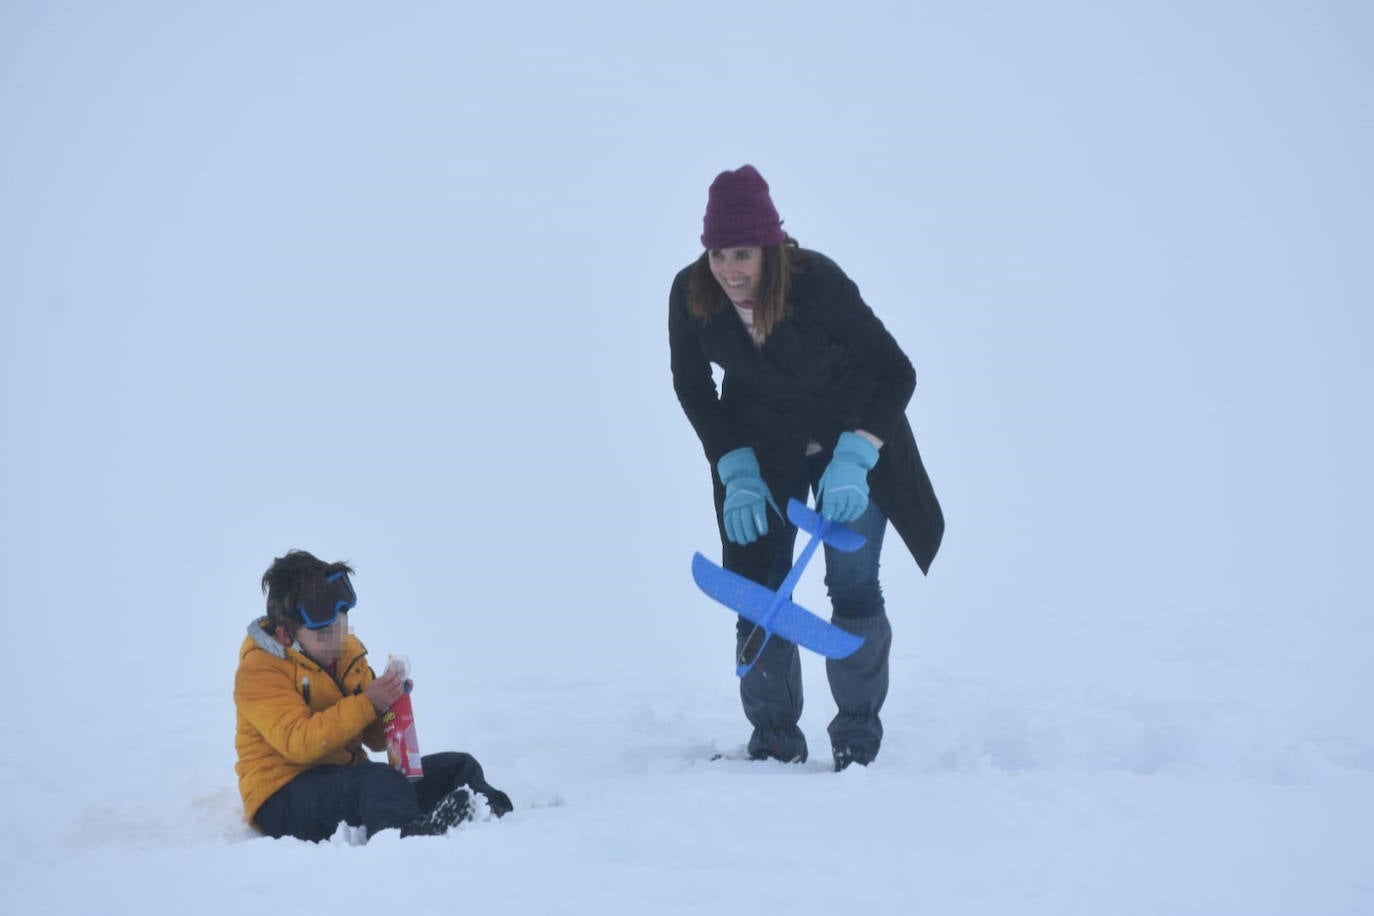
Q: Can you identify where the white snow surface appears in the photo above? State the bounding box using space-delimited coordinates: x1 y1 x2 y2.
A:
2 3 1372 914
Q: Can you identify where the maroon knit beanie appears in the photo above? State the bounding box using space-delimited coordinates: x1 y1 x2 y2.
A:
700 164 786 249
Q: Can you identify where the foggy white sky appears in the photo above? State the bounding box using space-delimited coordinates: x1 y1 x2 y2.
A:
2 3 1370 715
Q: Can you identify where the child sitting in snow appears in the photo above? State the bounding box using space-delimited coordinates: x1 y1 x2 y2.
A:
234 549 512 841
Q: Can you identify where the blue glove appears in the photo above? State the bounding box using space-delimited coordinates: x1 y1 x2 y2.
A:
817 432 880 523
716 447 779 545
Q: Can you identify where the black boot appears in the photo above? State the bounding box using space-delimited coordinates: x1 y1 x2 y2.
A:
833 748 869 772
414 752 514 819
400 787 473 837
476 785 514 817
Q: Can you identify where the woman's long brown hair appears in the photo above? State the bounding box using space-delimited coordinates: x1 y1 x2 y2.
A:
687 236 804 342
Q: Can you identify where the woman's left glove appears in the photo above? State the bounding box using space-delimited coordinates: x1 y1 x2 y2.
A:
817 432 880 523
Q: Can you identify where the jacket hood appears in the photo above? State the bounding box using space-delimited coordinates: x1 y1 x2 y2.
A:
242 617 289 661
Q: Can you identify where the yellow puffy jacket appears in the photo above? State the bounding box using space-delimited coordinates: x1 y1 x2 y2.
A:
234 618 387 825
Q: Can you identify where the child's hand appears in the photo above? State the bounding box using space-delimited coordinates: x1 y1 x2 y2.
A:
366 667 407 713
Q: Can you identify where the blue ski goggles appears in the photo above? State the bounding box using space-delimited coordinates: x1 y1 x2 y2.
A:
295 571 356 629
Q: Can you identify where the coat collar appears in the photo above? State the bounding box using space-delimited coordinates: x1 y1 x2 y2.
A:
243 617 321 671
243 617 368 680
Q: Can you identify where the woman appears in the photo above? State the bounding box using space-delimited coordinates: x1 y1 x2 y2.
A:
669 165 944 770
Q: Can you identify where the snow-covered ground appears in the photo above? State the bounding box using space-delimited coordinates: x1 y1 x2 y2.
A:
3 3 1371 914
6 636 1373 914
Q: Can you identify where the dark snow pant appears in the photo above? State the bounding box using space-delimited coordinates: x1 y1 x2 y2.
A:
720 451 893 766
255 751 505 842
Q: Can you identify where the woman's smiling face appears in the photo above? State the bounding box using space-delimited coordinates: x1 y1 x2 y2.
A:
708 246 763 307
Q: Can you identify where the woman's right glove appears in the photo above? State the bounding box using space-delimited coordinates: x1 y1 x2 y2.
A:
716 447 780 545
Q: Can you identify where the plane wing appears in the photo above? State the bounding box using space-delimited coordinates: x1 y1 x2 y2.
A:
691 553 864 660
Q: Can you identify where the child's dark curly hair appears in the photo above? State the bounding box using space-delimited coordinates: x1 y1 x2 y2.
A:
261 550 354 634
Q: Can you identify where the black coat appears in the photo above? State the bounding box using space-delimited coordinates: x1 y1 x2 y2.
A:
669 249 944 574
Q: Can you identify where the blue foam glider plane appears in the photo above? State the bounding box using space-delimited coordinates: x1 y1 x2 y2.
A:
691 499 866 676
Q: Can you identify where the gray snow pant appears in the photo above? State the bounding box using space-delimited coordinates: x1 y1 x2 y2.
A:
826 614 892 764
738 630 808 762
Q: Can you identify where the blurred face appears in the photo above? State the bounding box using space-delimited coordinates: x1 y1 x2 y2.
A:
294 612 348 667
708 247 763 307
